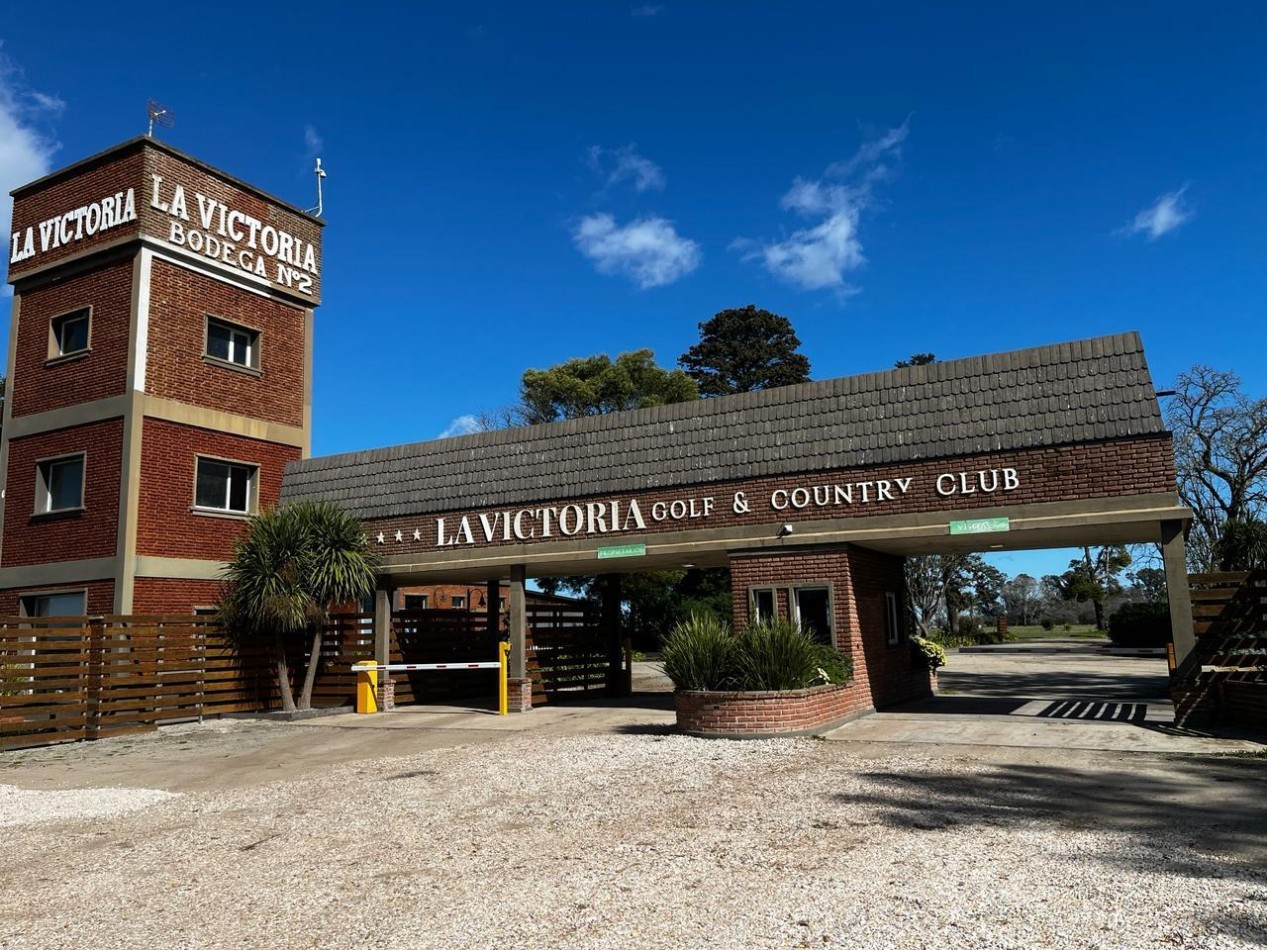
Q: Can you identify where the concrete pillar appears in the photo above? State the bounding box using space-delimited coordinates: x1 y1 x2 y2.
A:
373 585 392 668
1161 519 1197 669
508 565 527 679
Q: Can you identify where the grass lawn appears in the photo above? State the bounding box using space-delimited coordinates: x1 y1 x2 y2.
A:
1009 624 1107 640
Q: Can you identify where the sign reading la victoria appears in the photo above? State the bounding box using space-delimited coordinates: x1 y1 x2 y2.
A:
432 467 1021 547
10 177 320 298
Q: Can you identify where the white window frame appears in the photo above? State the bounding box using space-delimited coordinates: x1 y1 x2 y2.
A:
48 307 92 361
403 594 429 610
34 452 86 515
204 315 261 371
193 455 258 516
750 587 777 624
451 595 467 610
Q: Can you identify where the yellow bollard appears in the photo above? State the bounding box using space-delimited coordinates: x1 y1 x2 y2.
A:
498 640 510 716
354 660 378 714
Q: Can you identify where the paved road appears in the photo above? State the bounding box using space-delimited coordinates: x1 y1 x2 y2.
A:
826 648 1262 754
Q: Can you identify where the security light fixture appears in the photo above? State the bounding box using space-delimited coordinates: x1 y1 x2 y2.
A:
778 524 794 537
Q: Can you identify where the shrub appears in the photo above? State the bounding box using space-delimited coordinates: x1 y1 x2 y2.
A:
1040 618 1055 631
956 615 980 640
732 619 839 690
660 616 853 691
660 613 735 691
1108 602 1172 648
910 636 947 671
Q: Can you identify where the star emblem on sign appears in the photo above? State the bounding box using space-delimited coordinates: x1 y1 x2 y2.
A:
394 530 403 542
375 532 385 544
412 528 422 541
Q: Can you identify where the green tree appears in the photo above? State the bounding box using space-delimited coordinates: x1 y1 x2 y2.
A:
519 349 697 425
219 502 379 712
894 353 937 368
1126 566 1168 602
678 305 811 397
1215 519 1267 571
1000 573 1040 626
1050 545 1132 631
904 552 998 635
1166 366 1267 571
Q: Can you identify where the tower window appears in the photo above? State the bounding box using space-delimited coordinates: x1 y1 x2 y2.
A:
206 317 259 370
20 589 87 618
194 457 256 514
35 454 85 514
49 308 90 359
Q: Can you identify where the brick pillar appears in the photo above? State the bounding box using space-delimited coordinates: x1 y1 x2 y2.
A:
507 676 533 712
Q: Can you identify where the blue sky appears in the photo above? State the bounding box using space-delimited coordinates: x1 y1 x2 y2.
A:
2 2 1264 581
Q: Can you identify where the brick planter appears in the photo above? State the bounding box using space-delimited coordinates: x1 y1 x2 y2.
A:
675 683 873 739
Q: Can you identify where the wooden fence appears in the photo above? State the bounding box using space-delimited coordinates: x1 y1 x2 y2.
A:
1181 571 1267 729
0 602 631 750
0 615 276 750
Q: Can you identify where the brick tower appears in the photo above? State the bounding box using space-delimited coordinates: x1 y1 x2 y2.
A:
1 137 322 615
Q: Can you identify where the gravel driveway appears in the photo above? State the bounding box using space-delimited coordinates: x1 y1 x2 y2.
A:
2 720 1264 949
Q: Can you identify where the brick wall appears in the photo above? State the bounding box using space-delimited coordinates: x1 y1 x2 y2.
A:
10 141 322 303
729 545 932 711
135 418 300 560
144 148 323 302
0 579 115 616
11 257 133 417
364 436 1178 557
8 149 144 279
845 546 933 708
675 683 872 737
132 577 223 615
2 419 123 566
145 258 306 427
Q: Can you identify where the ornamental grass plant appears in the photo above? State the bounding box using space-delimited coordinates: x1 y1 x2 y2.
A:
660 615 852 692
660 612 735 691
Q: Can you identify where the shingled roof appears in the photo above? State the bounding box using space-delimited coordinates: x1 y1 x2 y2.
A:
281 331 1164 520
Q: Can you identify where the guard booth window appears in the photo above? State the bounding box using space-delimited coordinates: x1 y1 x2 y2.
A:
792 586 832 646
751 588 776 624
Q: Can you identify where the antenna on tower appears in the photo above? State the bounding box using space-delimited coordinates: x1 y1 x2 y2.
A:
308 157 327 217
146 100 174 138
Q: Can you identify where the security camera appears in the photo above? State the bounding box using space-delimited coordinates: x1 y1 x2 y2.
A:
779 523 794 537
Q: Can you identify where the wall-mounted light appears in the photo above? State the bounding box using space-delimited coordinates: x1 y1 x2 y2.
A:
778 523 794 537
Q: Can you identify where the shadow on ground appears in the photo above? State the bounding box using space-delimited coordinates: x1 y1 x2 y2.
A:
829 752 1267 873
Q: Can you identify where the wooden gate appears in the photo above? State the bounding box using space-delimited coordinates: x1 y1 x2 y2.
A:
526 600 624 704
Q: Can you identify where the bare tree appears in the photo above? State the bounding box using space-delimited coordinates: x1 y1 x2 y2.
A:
1166 366 1267 571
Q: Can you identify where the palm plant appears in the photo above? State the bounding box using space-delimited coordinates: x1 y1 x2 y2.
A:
219 501 379 712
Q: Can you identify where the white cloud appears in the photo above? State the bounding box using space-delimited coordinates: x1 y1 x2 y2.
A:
1121 187 1192 241
0 52 61 290
573 213 700 289
303 124 323 157
760 209 865 292
586 144 665 192
440 414 480 438
631 4 665 16
747 119 908 294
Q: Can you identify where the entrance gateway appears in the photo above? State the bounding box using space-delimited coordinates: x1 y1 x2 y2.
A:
281 331 1194 714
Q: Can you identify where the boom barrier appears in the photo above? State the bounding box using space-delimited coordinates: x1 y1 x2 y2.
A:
353 641 511 715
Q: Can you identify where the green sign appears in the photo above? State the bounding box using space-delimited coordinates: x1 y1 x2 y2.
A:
949 517 1011 535
597 543 647 560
